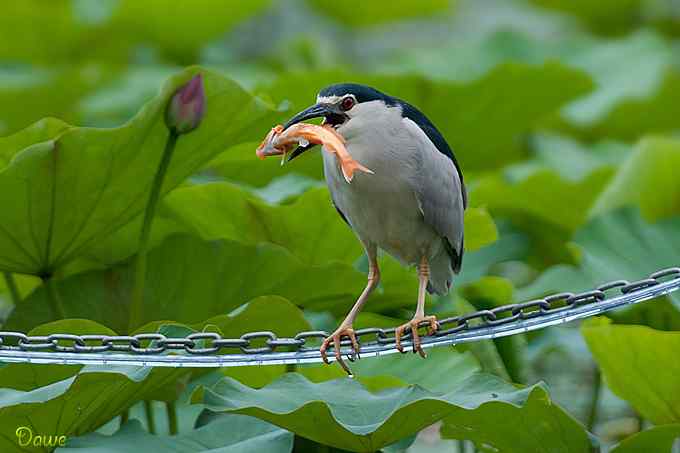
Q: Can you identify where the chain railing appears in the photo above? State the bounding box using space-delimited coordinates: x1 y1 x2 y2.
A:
1 267 679 368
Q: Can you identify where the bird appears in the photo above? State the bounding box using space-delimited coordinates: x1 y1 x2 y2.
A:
282 83 466 372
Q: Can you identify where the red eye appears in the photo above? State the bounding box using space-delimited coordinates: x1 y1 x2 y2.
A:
340 97 355 111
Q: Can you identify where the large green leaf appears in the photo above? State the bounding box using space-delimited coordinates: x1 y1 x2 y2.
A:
456 220 531 286
262 63 592 171
473 169 612 236
0 67 275 276
0 118 71 169
59 415 293 452
590 136 680 222
83 182 497 271
193 296 311 339
350 348 480 393
440 383 591 453
0 65 124 137
573 70 680 142
0 319 115 391
374 29 673 133
0 366 187 451
306 0 451 27
195 373 587 452
557 31 673 126
582 318 680 425
0 320 186 452
0 1 271 65
461 277 529 383
162 185 362 266
9 223 493 333
0 1 116 64
5 235 362 333
608 296 680 332
2 298 310 417
611 425 680 453
75 184 366 268
110 0 272 58
78 66 180 129
516 208 680 306
448 297 512 381
472 168 613 265
506 133 628 183
162 184 496 264
0 273 40 318
529 0 646 35
201 296 312 388
206 142 324 188
133 295 312 378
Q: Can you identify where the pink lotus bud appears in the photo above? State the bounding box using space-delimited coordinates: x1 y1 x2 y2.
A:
165 74 205 134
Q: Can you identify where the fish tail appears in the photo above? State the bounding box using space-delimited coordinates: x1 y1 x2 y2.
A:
340 159 374 183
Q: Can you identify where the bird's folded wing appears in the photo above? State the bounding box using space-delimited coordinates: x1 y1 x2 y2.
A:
403 118 465 273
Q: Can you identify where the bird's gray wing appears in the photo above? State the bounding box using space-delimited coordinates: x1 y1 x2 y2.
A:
403 118 465 273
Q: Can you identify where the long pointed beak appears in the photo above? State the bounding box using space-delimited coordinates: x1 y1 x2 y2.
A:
282 102 333 162
286 142 316 162
283 103 333 130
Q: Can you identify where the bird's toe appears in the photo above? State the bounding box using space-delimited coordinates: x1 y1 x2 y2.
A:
394 315 439 358
424 315 439 336
394 324 409 354
319 326 359 375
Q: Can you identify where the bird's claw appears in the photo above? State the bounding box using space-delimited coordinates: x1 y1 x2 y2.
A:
394 315 439 358
319 326 360 375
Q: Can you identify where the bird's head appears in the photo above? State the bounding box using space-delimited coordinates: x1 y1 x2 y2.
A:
282 83 392 161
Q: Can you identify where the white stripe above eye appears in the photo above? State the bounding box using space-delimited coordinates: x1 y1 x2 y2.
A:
316 95 344 104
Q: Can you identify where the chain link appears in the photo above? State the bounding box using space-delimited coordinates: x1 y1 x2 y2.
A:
1 267 679 367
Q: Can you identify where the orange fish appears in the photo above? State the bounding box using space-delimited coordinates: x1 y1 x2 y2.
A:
256 123 373 183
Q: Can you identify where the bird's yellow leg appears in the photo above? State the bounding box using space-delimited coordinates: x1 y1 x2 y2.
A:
320 247 379 373
395 256 439 358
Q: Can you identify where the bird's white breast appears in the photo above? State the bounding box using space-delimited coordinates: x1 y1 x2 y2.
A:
322 105 442 265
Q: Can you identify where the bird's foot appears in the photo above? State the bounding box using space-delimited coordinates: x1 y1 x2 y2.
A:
395 315 439 358
320 325 360 375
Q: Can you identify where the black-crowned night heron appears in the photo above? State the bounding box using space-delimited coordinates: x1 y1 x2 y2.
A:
282 83 466 370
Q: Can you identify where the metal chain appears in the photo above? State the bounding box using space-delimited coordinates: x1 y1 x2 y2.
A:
0 267 679 368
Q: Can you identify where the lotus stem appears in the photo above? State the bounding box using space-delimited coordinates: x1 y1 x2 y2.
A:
43 275 65 319
3 272 21 305
586 366 601 431
128 130 179 332
144 400 156 434
120 408 129 427
166 401 178 435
